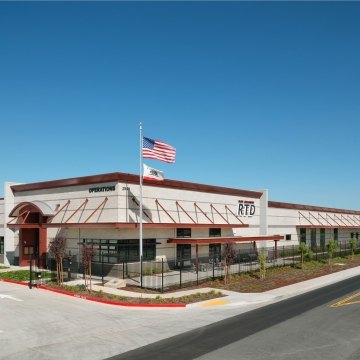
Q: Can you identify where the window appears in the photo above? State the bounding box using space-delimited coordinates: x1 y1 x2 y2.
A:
351 232 354 239
209 244 221 260
82 238 156 263
209 228 221 237
300 228 306 243
285 234 291 241
23 246 34 255
320 228 325 248
176 228 191 238
357 233 359 240
142 239 156 261
0 237 3 254
310 229 317 249
334 228 338 241
176 244 191 260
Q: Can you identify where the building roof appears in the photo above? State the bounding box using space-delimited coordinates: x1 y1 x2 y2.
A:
10 172 264 199
268 201 360 216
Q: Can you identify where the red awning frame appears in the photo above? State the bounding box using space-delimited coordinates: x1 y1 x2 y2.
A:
167 235 283 245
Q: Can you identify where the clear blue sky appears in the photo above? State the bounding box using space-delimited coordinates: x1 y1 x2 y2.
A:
1 2 359 210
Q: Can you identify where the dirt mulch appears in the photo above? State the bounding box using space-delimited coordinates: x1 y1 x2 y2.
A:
44 283 224 304
209 257 360 293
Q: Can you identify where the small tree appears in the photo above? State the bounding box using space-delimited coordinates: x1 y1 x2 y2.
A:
349 238 356 260
298 242 309 270
327 239 338 272
48 237 67 285
305 247 314 262
222 243 236 284
81 245 97 291
258 248 266 280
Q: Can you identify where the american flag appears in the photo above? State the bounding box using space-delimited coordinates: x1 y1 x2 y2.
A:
142 136 176 163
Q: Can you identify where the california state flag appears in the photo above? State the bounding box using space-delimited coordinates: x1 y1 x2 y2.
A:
143 163 164 181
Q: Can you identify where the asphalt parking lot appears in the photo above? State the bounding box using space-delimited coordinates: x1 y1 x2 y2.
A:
0 282 261 360
1 270 360 360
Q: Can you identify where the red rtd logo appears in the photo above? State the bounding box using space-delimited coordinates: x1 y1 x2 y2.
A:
238 200 255 217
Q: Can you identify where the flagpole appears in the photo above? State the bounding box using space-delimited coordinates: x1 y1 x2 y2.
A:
139 122 143 288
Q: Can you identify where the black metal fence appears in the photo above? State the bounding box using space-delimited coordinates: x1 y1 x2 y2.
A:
45 239 360 292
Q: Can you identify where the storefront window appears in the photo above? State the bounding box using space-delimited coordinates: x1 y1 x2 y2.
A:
83 238 156 263
334 228 338 241
310 229 317 249
320 228 325 248
209 243 221 260
300 228 306 243
0 237 4 254
176 244 191 260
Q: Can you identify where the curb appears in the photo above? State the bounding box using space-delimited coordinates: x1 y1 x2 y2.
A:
0 278 186 308
0 278 29 286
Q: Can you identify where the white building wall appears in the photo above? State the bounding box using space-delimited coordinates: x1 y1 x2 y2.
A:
4 183 19 265
0 198 4 238
124 182 262 229
267 207 298 248
0 198 4 264
12 182 119 224
268 205 360 248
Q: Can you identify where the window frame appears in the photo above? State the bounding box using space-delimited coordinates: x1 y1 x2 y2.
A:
209 228 221 237
176 228 191 238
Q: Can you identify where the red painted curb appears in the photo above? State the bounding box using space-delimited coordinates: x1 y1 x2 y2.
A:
0 278 186 307
0 278 29 286
38 285 186 307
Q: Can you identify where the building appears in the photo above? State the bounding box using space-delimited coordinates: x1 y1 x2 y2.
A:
1 172 359 269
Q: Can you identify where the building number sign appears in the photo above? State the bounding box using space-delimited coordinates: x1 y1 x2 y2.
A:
238 200 255 217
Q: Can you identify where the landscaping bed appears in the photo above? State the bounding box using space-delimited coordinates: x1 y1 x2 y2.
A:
190 256 360 293
1 255 360 304
42 283 224 304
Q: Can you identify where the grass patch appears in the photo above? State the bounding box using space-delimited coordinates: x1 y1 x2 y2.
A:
0 270 52 282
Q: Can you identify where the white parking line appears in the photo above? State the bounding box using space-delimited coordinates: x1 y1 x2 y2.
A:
0 294 22 302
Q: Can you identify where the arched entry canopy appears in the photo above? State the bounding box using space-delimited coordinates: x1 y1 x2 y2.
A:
9 200 55 218
8 201 51 267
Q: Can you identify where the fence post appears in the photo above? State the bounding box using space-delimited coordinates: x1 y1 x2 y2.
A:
196 260 199 285
101 252 104 286
67 252 72 282
140 255 143 289
238 250 241 274
292 245 295 266
179 262 182 289
212 255 215 280
283 245 285 266
161 258 164 294
29 254 33 289
273 246 276 267
315 245 318 261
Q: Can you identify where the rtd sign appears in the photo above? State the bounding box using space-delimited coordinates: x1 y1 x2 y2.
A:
238 200 255 217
